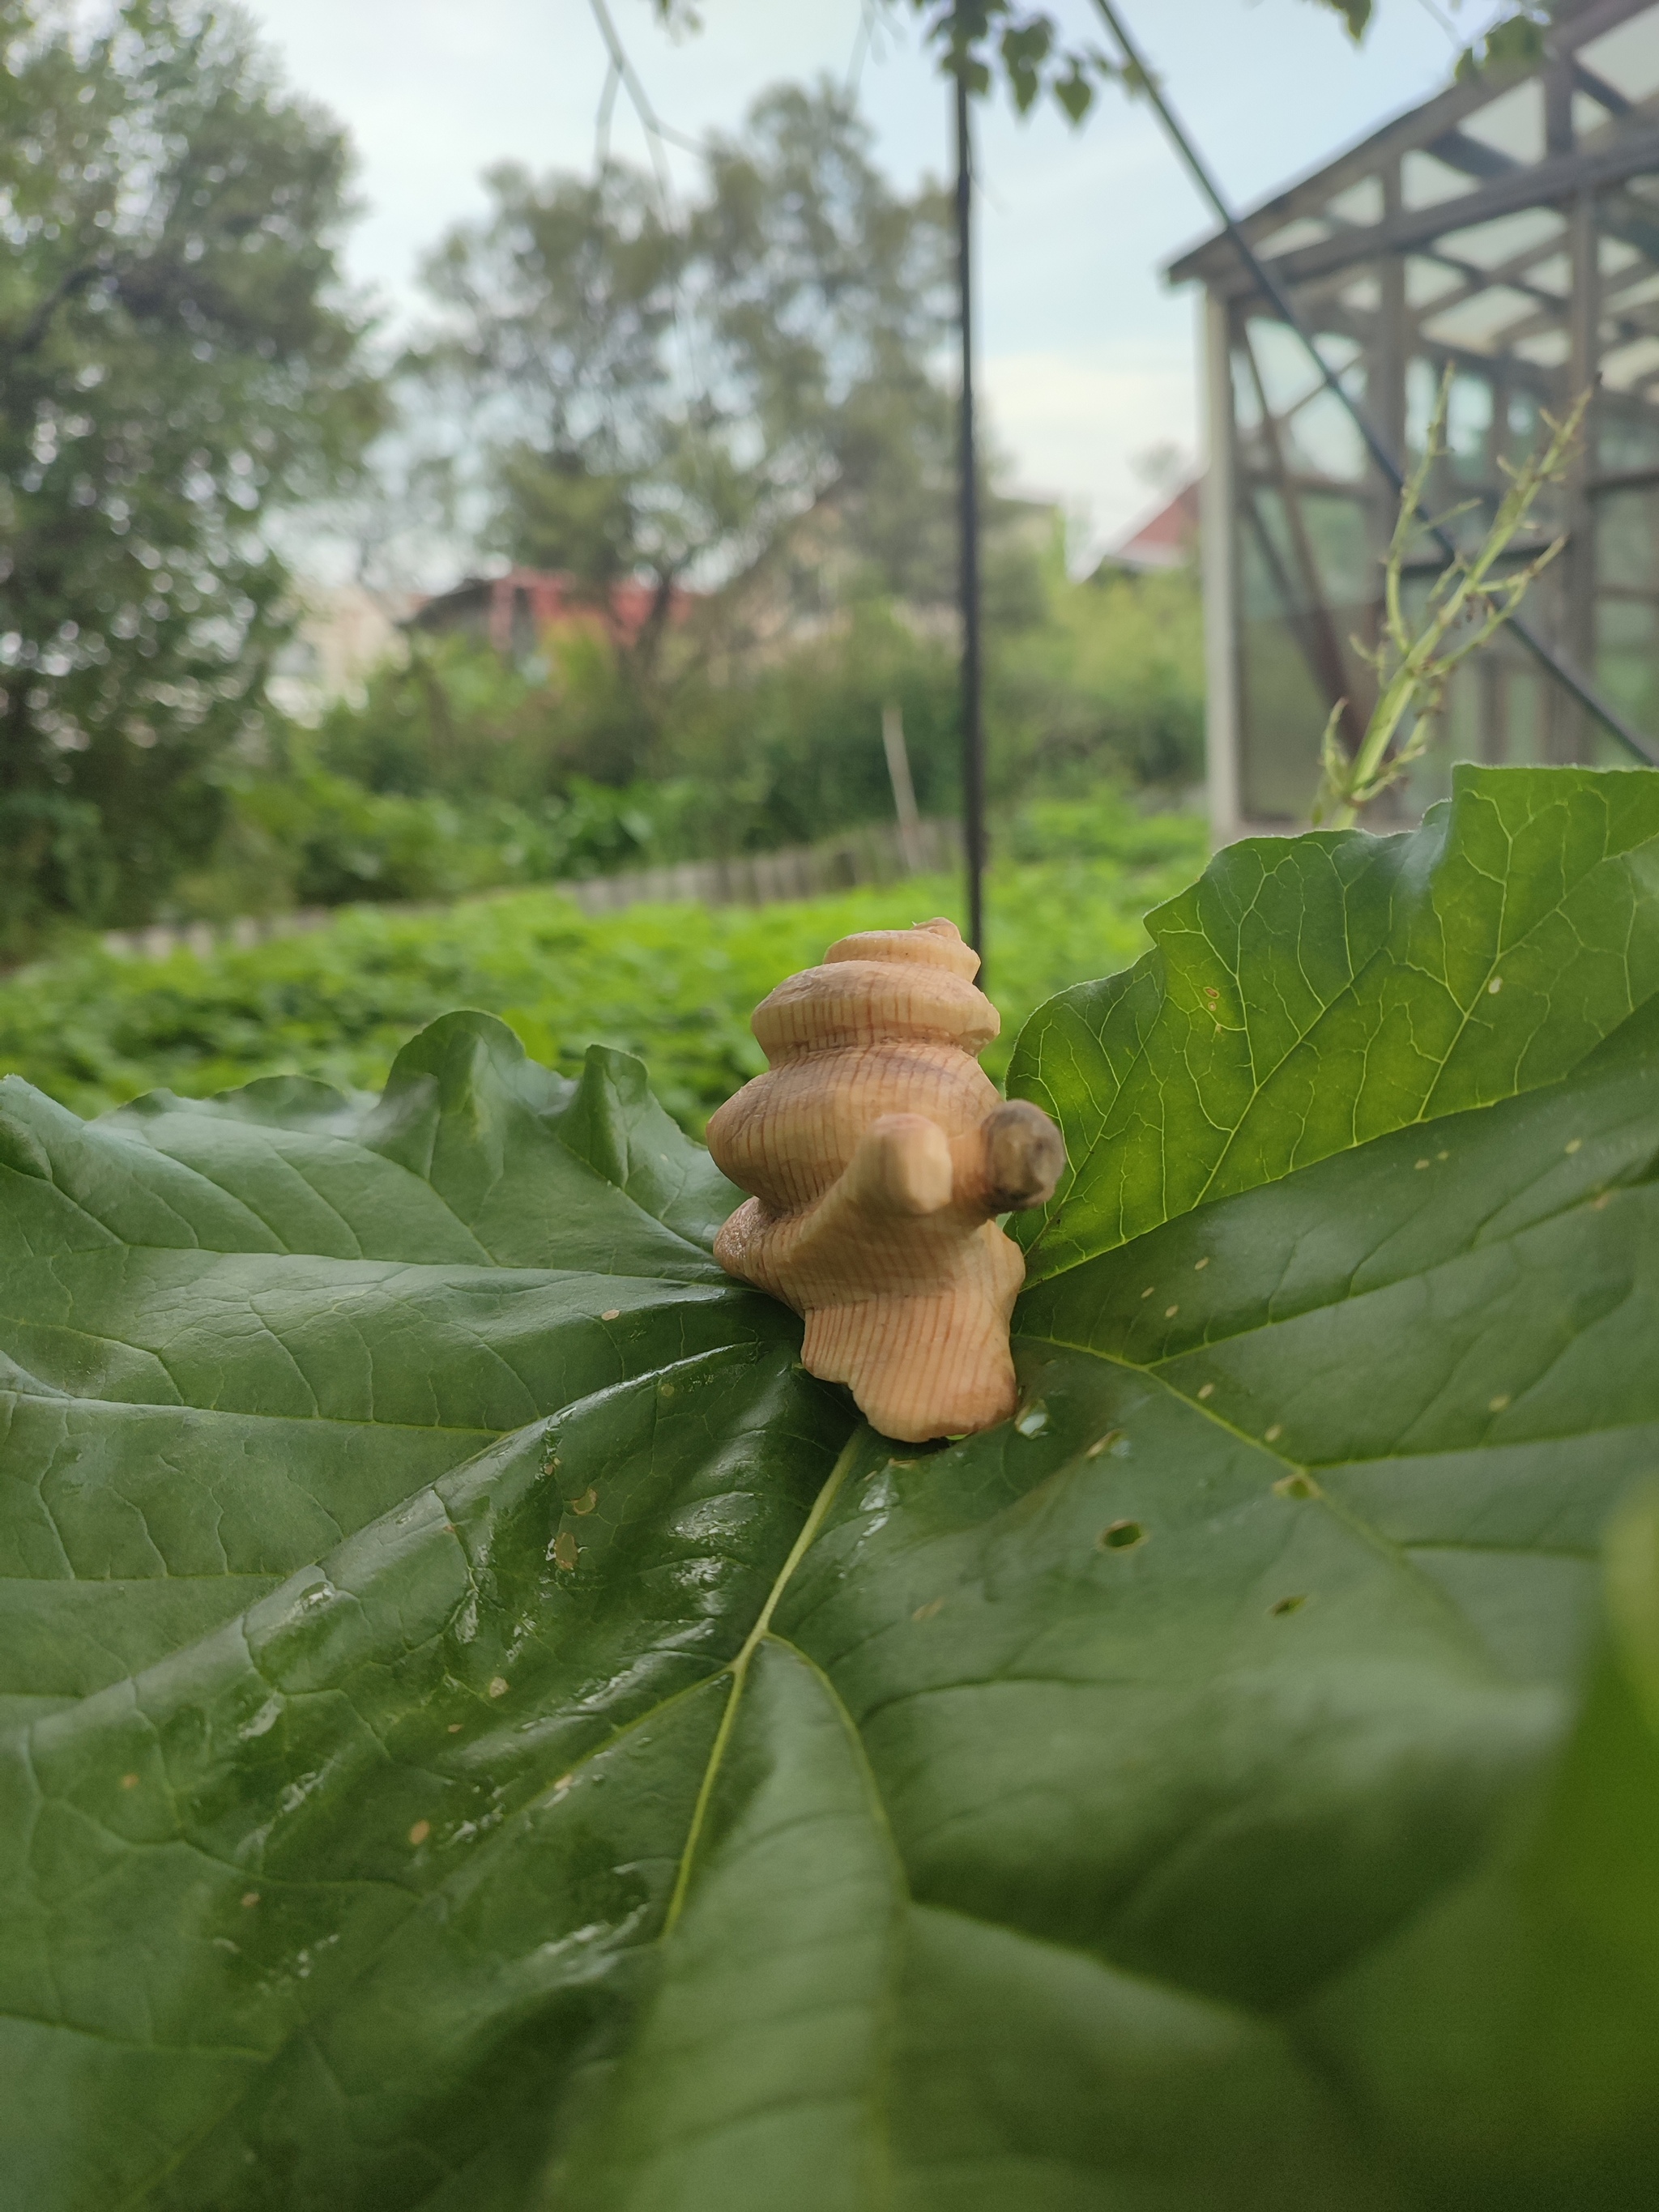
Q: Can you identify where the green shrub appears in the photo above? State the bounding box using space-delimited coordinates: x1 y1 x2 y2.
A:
996 560 1206 791
0 805 1205 1127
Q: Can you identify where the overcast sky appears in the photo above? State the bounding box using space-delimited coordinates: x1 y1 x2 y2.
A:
238 0 1515 563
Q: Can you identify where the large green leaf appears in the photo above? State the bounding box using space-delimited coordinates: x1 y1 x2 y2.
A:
1008 762 1659 1279
4 768 1659 2210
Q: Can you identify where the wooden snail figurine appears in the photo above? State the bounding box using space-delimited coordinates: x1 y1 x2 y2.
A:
706 918 1065 1442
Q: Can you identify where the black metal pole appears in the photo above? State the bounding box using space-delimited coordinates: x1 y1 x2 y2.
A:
1090 0 1659 771
954 58 987 967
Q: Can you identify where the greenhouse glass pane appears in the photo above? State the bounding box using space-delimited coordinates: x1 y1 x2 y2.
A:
1422 285 1542 352
1447 373 1495 477
1574 89 1614 143
1597 488 1659 589
1458 79 1546 165
1597 403 1659 474
1405 257 1463 308
1284 387 1368 481
1513 329 1571 367
1435 208 1563 273
1402 151 1475 212
1326 176 1384 225
1601 336 1659 393
1607 270 1659 315
1580 11 1659 105
1256 216 1332 257
1596 598 1659 759
1525 252 1571 295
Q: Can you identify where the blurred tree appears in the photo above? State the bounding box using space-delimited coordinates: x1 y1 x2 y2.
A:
405 80 961 768
0 0 382 950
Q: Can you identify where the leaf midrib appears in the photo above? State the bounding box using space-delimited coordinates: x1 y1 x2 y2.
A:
662 1427 868 1936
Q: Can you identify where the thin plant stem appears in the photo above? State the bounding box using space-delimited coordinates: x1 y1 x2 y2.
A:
1313 369 1590 830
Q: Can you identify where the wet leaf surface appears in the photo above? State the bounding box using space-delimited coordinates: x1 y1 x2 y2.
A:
5 769 1659 2209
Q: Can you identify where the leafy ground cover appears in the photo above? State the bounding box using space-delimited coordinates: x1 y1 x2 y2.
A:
4 765 1659 2209
0 803 1205 1128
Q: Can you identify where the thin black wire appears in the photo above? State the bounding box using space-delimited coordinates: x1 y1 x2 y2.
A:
955 57 987 969
1090 0 1659 770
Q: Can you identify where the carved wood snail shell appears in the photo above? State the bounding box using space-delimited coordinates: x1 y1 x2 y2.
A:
706 917 1064 1442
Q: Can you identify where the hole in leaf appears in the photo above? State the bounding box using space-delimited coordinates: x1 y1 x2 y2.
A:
1098 1519 1145 1551
1015 1400 1049 1436
1085 1430 1121 1457
1273 1472 1320 1500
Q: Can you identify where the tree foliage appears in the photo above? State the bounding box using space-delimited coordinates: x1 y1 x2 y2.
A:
0 791 1204 1123
0 0 382 952
406 82 957 688
655 0 1569 116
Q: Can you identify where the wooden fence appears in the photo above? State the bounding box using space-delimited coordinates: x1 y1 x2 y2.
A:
99 816 964 964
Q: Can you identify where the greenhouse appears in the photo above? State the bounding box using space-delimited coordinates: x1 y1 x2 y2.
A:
1171 0 1659 835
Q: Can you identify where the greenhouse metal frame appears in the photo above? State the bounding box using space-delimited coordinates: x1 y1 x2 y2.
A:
1170 0 1659 837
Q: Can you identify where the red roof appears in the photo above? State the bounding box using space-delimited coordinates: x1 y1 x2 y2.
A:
1113 482 1201 569
409 568 698 651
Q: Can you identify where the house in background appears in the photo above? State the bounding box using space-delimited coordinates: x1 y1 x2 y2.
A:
1170 0 1659 842
267 581 417 723
1094 483 1202 578
406 569 697 665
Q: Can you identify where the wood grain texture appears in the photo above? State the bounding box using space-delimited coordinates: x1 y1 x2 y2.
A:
706 918 1064 1441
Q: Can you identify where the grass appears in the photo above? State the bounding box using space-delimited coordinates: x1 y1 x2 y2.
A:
0 811 1205 1132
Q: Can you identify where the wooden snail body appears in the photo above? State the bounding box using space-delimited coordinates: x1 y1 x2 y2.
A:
706 918 1064 1442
